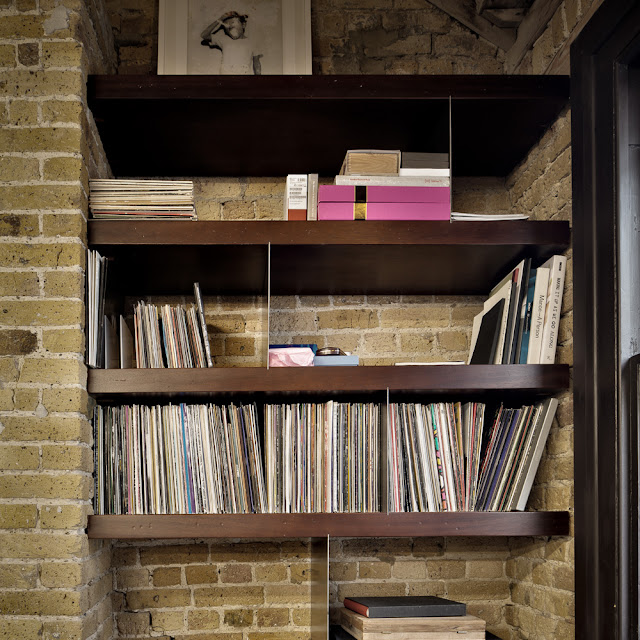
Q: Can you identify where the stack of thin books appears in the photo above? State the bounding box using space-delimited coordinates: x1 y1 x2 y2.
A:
89 179 196 220
334 596 487 640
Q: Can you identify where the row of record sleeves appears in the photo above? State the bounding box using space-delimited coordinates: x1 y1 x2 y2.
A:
93 398 556 516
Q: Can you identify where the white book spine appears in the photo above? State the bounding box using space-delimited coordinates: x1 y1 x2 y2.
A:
334 174 450 187
526 266 550 364
539 255 567 364
398 167 451 177
513 398 558 511
285 174 307 218
306 173 318 220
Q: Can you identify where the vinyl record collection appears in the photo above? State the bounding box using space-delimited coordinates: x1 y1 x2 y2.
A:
93 403 266 515
133 300 210 368
388 399 558 513
264 402 380 513
94 398 555 515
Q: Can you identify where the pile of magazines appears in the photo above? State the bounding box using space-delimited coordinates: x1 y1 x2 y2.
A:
89 179 196 220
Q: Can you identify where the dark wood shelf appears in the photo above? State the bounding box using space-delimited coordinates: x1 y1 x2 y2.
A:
87 511 570 539
88 364 569 401
87 74 569 178
89 220 570 296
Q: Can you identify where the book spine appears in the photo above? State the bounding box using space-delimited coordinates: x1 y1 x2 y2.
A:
193 283 213 367
539 256 567 364
513 398 559 510
518 269 537 364
285 174 307 220
343 598 370 617
307 173 318 220
399 167 451 177
335 174 450 187
509 259 530 364
526 267 550 364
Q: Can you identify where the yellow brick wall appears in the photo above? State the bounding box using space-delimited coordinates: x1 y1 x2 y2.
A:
0 0 593 638
0 1 115 639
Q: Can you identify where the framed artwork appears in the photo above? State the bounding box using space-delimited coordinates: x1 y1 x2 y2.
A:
158 0 312 75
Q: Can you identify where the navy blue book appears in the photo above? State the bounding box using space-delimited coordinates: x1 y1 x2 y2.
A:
343 596 466 618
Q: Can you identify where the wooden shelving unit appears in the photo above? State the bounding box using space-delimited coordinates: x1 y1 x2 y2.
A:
87 74 572 541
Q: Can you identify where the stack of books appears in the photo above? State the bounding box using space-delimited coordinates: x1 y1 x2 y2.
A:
334 596 486 640
321 150 450 221
468 255 566 365
89 179 196 220
284 150 451 221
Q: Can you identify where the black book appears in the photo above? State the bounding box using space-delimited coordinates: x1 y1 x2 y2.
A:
470 298 505 365
509 258 531 363
343 595 466 618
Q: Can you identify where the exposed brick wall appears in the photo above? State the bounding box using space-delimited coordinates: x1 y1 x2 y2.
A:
105 0 504 75
0 0 588 639
112 541 313 639
0 1 114 638
503 109 574 640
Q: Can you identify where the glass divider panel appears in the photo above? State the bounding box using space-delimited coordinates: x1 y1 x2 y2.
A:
266 241 271 369
311 534 329 640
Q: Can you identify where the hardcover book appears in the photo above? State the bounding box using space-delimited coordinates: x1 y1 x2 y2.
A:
401 151 449 169
335 174 450 187
317 202 450 221
343 596 466 618
338 608 484 640
340 149 401 176
285 174 308 220
318 184 450 204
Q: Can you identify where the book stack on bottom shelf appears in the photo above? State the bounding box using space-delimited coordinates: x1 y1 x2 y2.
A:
332 597 494 640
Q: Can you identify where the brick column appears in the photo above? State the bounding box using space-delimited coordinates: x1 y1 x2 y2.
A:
0 1 115 638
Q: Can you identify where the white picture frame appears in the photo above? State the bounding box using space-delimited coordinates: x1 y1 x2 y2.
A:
158 0 312 75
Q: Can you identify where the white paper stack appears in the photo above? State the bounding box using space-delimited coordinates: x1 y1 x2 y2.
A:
89 179 196 220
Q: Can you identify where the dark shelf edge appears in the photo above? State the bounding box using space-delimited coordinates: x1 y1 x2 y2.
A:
88 220 571 248
87 511 571 539
87 364 570 398
87 74 570 101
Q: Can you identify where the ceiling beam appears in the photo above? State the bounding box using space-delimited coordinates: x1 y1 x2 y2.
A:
427 0 517 50
504 0 563 72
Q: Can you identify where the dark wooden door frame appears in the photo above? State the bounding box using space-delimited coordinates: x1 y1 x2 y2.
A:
572 1 640 638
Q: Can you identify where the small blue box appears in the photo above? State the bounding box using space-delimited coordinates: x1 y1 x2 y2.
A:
313 355 359 366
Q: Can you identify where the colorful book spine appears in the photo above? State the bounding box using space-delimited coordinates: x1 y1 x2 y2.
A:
526 266 550 364
317 202 450 221
318 184 451 203
518 268 537 364
285 174 308 220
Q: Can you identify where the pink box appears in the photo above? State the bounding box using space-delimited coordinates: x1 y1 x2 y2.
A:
317 202 451 221
318 184 450 203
